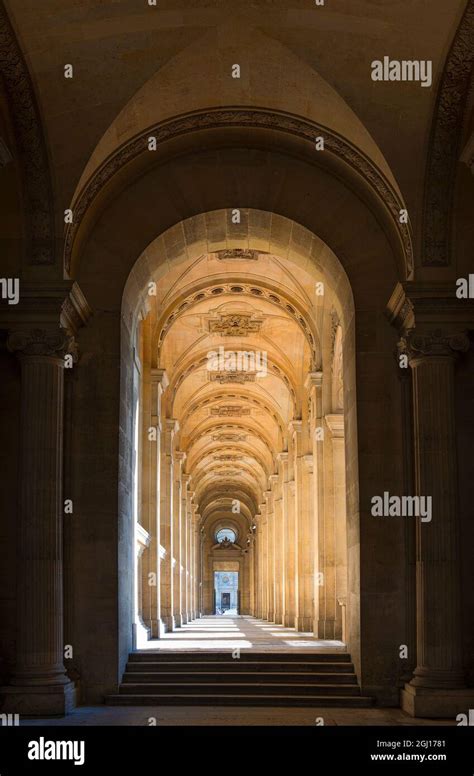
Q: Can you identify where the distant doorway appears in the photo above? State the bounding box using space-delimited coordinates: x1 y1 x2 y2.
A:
214 571 239 615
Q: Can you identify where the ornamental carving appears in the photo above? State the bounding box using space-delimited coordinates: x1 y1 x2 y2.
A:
398 329 470 360
7 328 77 359
64 108 414 279
423 0 474 266
215 249 259 261
209 372 256 384
210 405 251 417
0 3 55 264
158 282 317 365
209 314 263 337
212 433 247 443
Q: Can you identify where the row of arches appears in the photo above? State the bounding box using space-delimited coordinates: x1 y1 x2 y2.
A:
129 214 353 644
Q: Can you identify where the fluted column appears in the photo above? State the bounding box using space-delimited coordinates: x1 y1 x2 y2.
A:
399 329 474 717
160 419 178 631
4 329 76 714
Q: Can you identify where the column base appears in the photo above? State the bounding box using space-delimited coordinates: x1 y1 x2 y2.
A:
150 618 167 639
284 614 295 627
295 616 312 633
0 681 76 717
163 615 176 632
267 610 275 622
174 614 183 628
401 683 474 719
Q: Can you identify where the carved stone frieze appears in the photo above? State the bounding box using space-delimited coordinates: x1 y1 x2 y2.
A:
209 313 263 337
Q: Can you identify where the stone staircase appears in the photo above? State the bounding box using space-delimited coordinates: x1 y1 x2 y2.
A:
106 651 373 707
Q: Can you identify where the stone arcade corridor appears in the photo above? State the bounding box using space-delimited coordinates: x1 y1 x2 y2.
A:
1 1 474 731
131 226 352 655
139 616 346 652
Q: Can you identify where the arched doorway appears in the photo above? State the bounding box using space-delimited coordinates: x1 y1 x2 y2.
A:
123 211 357 659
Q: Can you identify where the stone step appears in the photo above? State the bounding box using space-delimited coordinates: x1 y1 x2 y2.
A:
129 651 350 663
118 682 362 697
122 671 358 685
106 694 374 708
126 660 354 673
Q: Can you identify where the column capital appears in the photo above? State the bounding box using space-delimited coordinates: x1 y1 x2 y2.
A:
305 371 323 391
175 451 186 463
398 328 470 363
151 368 169 390
288 419 303 434
269 474 279 485
276 451 288 462
7 327 77 362
165 418 179 434
303 454 314 471
325 413 345 438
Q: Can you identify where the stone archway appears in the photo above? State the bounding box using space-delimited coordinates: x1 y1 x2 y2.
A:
122 210 358 663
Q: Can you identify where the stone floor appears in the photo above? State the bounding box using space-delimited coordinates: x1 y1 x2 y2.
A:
139 615 346 652
19 617 455 726
21 707 454 726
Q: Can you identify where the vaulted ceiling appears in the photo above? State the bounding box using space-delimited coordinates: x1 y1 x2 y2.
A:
153 247 318 528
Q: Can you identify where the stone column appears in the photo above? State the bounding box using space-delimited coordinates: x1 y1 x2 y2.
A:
326 414 347 640
143 368 168 638
273 494 284 625
265 490 275 621
4 328 76 714
399 328 474 717
197 518 203 618
181 477 191 624
254 517 262 618
290 420 314 633
160 419 178 631
278 453 289 626
260 503 269 619
189 496 197 620
305 372 323 637
134 524 151 648
172 452 186 628
285 480 297 627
